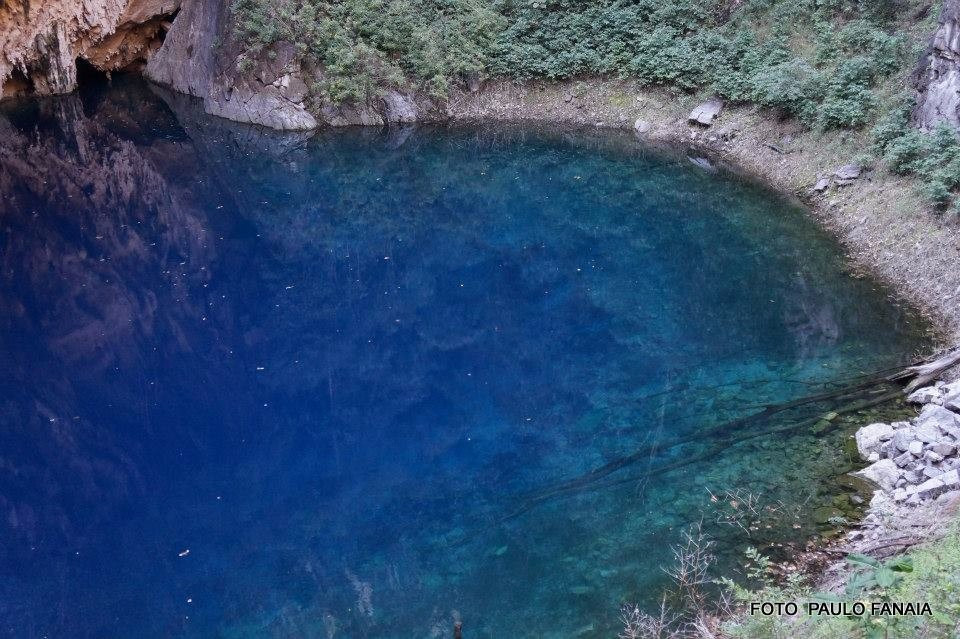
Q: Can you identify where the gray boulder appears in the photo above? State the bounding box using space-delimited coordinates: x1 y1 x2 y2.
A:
893 451 915 468
891 429 916 453
904 469 924 484
633 119 652 135
942 382 960 412
833 164 862 181
689 98 723 126
923 465 944 480
931 442 957 456
912 476 947 500
915 421 942 444
912 469 960 500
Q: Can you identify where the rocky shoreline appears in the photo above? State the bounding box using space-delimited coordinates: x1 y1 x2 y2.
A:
857 383 960 505
831 381 960 562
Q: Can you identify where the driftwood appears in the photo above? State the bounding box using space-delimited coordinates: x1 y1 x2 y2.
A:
492 349 960 527
893 348 960 392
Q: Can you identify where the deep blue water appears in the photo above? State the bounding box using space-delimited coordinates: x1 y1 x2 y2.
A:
0 79 933 638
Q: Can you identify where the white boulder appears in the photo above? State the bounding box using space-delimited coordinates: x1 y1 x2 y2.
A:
855 422 894 459
907 384 944 405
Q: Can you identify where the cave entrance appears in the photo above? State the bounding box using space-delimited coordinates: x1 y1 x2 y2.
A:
75 58 110 89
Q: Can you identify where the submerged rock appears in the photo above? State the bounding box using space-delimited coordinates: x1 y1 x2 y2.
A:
688 156 717 172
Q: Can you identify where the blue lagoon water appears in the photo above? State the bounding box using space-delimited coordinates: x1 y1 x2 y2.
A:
0 80 934 637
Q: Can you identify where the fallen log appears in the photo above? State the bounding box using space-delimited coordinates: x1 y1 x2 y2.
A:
497 389 904 524
497 348 960 525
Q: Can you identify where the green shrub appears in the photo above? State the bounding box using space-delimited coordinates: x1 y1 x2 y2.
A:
232 0 502 101
874 98 960 210
749 58 825 123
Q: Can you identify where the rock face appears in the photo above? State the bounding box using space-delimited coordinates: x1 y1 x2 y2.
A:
914 0 960 130
144 0 317 130
0 0 179 98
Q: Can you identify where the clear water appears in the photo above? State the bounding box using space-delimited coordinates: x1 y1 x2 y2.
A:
0 79 932 638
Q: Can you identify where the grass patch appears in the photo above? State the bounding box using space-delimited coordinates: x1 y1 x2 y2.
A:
720 523 960 639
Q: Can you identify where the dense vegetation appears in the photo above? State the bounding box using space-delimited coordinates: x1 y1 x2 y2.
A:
233 0 918 130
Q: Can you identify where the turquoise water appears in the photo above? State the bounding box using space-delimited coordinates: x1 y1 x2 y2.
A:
0 79 932 638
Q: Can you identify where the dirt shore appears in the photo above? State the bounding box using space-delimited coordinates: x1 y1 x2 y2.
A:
448 77 960 346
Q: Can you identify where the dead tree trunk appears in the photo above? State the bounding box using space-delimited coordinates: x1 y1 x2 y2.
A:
494 349 960 525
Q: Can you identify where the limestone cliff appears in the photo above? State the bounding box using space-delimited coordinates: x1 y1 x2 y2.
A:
914 0 960 130
0 0 179 98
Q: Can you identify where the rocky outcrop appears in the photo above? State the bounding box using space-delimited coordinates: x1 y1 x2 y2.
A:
144 0 315 129
144 0 437 129
914 0 960 130
854 380 960 506
0 0 179 98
